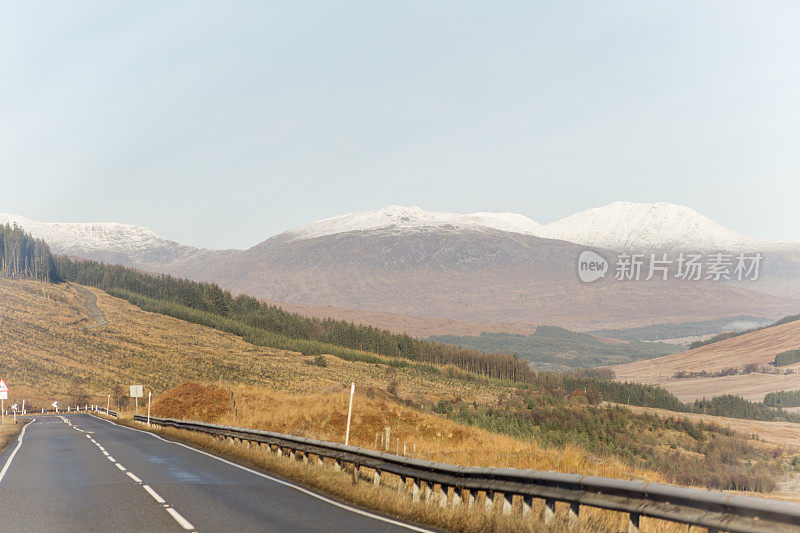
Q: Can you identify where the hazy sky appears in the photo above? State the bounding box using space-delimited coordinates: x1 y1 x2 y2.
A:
2 1 799 249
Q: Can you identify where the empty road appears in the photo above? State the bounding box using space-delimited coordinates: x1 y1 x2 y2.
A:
0 414 429 532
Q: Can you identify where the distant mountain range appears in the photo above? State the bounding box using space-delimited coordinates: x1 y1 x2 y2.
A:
4 202 800 330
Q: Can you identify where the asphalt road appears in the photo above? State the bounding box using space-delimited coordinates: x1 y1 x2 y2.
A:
0 414 429 533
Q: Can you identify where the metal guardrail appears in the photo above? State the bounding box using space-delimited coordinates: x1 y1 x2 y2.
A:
93 406 119 418
134 415 800 533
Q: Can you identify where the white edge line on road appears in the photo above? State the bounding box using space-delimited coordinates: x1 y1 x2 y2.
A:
92 415 432 533
0 419 33 484
166 507 196 530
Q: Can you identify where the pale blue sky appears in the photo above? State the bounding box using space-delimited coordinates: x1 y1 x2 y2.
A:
1 1 799 249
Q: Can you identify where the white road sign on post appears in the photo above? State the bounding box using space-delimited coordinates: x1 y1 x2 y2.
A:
0 380 9 425
130 385 143 414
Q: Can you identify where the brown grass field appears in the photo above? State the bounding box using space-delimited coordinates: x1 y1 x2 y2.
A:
613 320 800 401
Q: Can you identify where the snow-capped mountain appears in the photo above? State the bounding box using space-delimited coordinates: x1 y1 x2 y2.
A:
535 202 775 252
282 202 796 252
0 213 223 266
283 205 541 241
3 203 799 328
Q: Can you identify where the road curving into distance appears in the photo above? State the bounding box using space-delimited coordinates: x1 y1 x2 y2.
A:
0 414 431 533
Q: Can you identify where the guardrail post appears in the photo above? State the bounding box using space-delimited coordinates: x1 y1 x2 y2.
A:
373 470 381 486
501 493 513 515
411 479 421 502
568 502 580 528
521 495 532 516
544 498 556 524
276 446 283 457
484 490 495 513
451 488 463 508
333 459 341 471
316 454 324 467
301 452 308 464
422 481 433 503
397 476 406 494
628 512 640 533
466 489 475 508
288 449 296 460
438 484 448 508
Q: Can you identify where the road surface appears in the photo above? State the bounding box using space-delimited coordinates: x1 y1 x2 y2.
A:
0 414 429 532
70 283 108 329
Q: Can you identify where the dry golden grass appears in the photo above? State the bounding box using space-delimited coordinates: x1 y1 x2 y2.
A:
0 419 24 454
148 382 659 478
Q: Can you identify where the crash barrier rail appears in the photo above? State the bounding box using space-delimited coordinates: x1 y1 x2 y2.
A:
132 415 800 533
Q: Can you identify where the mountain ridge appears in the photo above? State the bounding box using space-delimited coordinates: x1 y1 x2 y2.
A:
5 202 797 257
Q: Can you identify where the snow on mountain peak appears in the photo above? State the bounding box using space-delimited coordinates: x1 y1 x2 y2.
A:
284 205 542 241
0 212 178 257
535 201 764 251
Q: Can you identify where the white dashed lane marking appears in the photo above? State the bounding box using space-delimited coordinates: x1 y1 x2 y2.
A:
143 484 166 504
166 508 196 530
64 416 198 532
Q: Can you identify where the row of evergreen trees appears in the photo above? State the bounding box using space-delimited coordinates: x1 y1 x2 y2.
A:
0 224 60 282
54 257 532 381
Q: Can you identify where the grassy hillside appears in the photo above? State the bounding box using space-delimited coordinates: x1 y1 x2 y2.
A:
431 326 680 370
55 257 530 381
688 313 800 349
0 278 502 409
614 317 800 402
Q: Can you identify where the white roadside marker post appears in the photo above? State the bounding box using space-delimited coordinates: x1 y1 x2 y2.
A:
107 394 110 413
147 391 151 427
344 382 355 446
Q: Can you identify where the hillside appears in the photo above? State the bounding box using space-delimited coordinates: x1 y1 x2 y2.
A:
0 278 504 407
0 277 517 412
614 319 800 401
